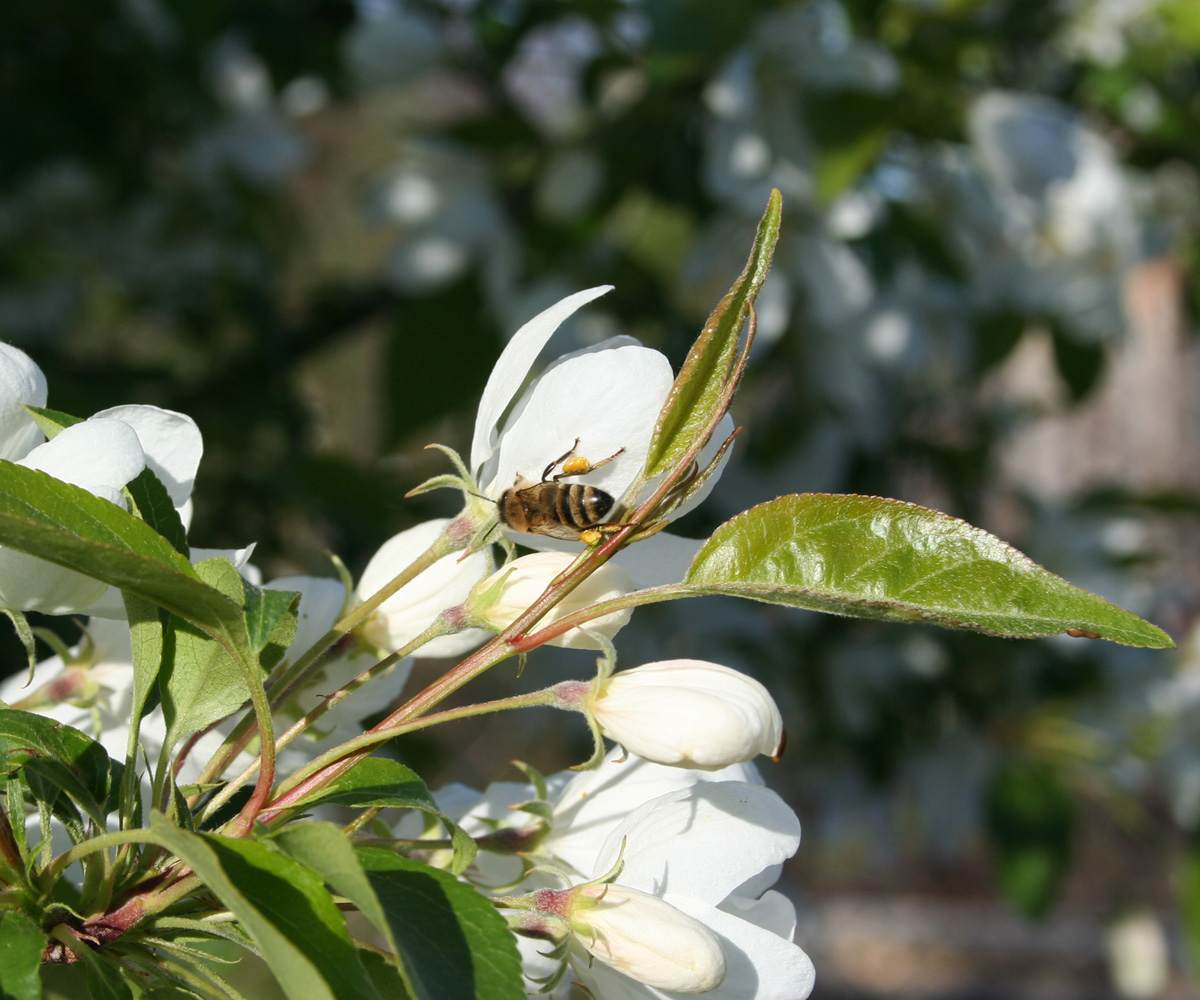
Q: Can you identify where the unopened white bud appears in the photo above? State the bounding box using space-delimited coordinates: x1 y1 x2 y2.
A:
591 659 784 769
571 884 726 993
476 552 632 649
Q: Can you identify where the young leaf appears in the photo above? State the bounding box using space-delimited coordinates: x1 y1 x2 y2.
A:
355 847 525 1000
0 911 47 1000
242 581 300 673
22 404 81 438
0 709 115 826
146 815 381 1000
159 620 254 753
125 467 189 558
290 758 476 874
0 608 36 674
683 494 1175 647
643 188 781 478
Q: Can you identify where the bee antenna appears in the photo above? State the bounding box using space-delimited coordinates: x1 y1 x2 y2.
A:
467 489 492 502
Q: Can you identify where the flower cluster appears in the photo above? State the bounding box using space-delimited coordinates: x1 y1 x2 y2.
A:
0 283 809 999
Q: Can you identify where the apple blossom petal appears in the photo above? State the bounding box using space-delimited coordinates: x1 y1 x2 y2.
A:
0 342 47 461
17 417 145 494
93 404 203 507
0 551 113 615
471 285 613 476
548 753 763 876
721 891 797 941
591 782 800 906
355 519 491 658
485 345 673 500
661 897 815 1000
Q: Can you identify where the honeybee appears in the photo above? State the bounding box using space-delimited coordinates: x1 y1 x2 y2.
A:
496 439 625 542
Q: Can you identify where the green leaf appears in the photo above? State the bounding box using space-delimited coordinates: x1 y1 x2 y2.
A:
0 609 36 676
682 493 1175 648
146 815 380 1000
356 847 525 1000
82 955 133 1000
0 462 247 649
0 709 115 825
0 911 46 1000
643 188 781 478
22 405 81 438
159 622 251 754
272 823 413 991
125 467 189 558
359 950 414 1000
985 761 1073 919
243 581 299 672
292 758 476 874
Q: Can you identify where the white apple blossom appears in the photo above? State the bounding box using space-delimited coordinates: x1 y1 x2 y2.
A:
474 550 633 649
0 342 205 616
590 659 784 769
355 518 491 658
411 752 813 999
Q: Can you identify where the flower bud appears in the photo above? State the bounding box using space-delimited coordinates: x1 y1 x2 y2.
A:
591 659 784 769
570 884 726 993
474 551 632 649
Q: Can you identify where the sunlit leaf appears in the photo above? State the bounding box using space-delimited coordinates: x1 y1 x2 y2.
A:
355 847 524 1000
683 494 1175 647
291 758 476 874
644 189 781 478
146 815 379 1000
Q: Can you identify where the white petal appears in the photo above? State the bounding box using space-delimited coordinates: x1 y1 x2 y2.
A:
591 782 800 905
93 405 203 507
657 897 815 1000
18 418 145 494
548 753 763 877
0 556 113 616
721 891 797 940
355 519 491 656
0 342 47 461
486 345 673 501
471 286 613 476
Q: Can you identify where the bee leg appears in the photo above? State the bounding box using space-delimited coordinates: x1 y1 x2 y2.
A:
551 445 626 481
542 437 582 481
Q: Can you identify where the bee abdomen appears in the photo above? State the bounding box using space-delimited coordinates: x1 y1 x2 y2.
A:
558 485 613 529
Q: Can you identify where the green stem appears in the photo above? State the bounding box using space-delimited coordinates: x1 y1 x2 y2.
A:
260 687 561 820
191 528 461 790
510 584 693 651
200 618 449 826
39 829 158 895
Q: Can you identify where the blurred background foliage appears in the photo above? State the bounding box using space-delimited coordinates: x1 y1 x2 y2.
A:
3 0 1200 996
